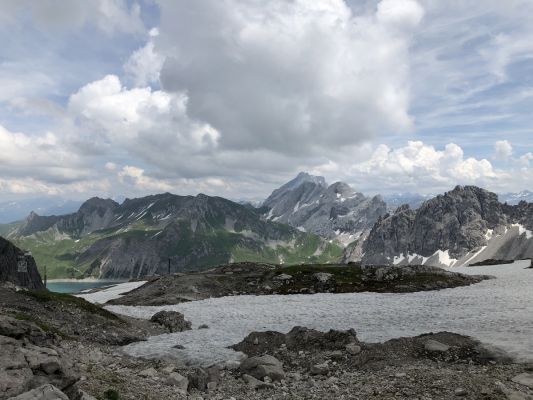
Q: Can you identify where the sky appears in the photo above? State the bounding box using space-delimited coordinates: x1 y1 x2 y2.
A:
0 0 532 203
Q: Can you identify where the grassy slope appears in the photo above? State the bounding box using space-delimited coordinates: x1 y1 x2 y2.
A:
13 220 343 278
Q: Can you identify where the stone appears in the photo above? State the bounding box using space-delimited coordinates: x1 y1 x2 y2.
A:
273 273 292 281
512 373 533 389
198 324 209 329
10 384 69 400
239 355 285 381
150 311 192 332
78 390 98 400
207 381 217 391
310 362 329 376
313 272 333 283
425 339 450 353
166 372 189 393
188 368 209 391
242 374 274 390
139 367 158 378
454 388 468 396
346 343 362 355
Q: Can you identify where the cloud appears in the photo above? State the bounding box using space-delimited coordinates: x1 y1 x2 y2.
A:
0 0 144 34
0 124 90 183
344 141 503 194
493 140 513 160
124 29 165 87
154 0 423 155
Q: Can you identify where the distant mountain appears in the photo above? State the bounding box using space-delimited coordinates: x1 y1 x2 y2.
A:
8 193 341 279
0 236 44 290
359 185 533 267
0 198 82 224
499 190 533 205
382 193 432 210
262 172 387 245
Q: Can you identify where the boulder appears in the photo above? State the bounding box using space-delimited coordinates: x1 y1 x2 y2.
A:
188 368 209 391
9 384 69 400
150 311 191 332
166 372 189 393
273 273 292 281
310 362 329 375
138 367 158 378
424 339 450 353
239 355 285 381
313 272 333 283
345 343 362 355
242 374 274 390
512 373 533 389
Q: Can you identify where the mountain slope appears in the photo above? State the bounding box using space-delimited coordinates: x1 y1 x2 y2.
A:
361 186 533 267
0 236 44 289
10 193 342 278
262 172 387 245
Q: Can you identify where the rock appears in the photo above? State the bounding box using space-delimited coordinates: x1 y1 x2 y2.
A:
78 390 98 400
188 368 209 391
166 372 189 393
273 273 292 281
310 362 329 376
150 311 192 332
454 388 468 396
224 360 241 370
512 373 533 389
10 384 69 400
346 343 362 355
207 381 217 391
239 355 285 381
198 324 209 329
242 374 274 390
207 366 221 386
425 339 450 353
173 344 185 349
139 367 158 378
313 272 333 283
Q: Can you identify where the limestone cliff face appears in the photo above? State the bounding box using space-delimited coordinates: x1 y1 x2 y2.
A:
263 172 387 244
361 186 533 267
0 236 44 289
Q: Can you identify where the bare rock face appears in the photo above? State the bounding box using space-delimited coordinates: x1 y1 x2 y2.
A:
0 236 44 290
362 186 533 266
263 172 387 243
0 316 78 400
150 311 192 332
9 384 69 400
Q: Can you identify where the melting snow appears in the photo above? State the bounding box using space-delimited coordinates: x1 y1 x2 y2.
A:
513 224 533 240
77 281 147 305
433 249 458 267
107 261 533 367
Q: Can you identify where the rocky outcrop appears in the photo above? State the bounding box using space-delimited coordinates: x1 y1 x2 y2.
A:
362 186 533 266
0 236 44 290
0 316 78 400
108 262 488 306
262 172 387 244
150 311 192 332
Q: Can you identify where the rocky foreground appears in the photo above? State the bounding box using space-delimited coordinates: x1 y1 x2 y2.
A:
108 262 490 306
2 300 533 400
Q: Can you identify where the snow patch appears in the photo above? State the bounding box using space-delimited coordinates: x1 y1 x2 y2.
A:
77 281 147 304
512 224 533 239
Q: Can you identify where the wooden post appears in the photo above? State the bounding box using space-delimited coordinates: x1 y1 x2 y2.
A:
44 265 47 288
168 258 171 275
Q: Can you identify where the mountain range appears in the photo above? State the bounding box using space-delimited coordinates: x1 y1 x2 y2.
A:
1 173 532 279
3 192 341 279
262 172 387 245
358 185 533 267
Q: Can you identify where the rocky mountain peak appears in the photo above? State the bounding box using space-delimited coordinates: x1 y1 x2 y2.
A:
79 197 119 215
